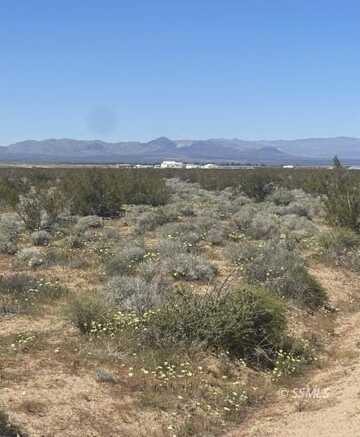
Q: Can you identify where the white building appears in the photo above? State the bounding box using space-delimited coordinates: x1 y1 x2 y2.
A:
160 160 185 168
203 163 218 169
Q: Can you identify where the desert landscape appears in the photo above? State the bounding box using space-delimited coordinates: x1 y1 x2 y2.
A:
0 166 359 436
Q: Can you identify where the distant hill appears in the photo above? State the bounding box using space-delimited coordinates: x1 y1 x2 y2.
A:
1 136 360 164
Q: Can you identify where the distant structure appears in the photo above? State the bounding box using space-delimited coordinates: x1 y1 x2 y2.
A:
185 163 200 169
160 160 185 168
203 163 218 169
282 165 294 169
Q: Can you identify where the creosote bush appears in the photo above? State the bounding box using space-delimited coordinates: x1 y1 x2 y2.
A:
323 169 360 231
144 286 287 364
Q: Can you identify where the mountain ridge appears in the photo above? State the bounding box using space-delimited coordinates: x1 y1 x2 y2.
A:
0 136 359 164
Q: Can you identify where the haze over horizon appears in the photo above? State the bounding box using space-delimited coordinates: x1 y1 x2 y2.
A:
1 1 360 145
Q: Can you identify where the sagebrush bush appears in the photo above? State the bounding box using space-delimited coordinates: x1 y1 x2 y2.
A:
31 230 51 246
74 215 103 232
233 205 258 231
135 210 172 233
206 222 237 245
247 213 280 240
224 241 259 265
280 215 316 238
105 242 146 275
144 286 287 364
164 252 217 281
159 222 203 246
105 274 171 313
244 240 326 308
268 188 295 206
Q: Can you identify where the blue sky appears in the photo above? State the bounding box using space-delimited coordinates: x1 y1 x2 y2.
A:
1 0 360 144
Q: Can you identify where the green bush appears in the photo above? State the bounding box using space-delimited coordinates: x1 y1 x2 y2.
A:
66 292 110 334
144 286 287 364
323 169 360 231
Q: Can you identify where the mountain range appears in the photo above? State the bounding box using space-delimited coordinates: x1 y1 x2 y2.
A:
1 136 360 164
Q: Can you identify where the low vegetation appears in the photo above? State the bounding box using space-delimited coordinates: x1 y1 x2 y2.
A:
0 165 357 435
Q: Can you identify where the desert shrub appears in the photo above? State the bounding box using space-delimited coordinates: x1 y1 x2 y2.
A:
247 213 280 240
318 228 360 270
61 170 124 217
105 241 146 276
144 286 286 364
159 222 204 248
157 238 189 257
16 191 42 231
105 274 171 313
16 247 44 268
276 202 310 218
136 259 159 281
244 240 326 308
206 222 237 246
323 169 360 231
74 215 103 232
135 210 172 233
40 186 66 227
268 188 294 206
31 230 51 246
239 172 274 201
0 217 20 255
280 215 316 238
67 292 110 334
164 252 217 281
233 205 258 231
224 241 260 265
61 169 169 217
0 235 17 255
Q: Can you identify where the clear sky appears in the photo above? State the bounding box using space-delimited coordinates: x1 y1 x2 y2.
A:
1 0 360 144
